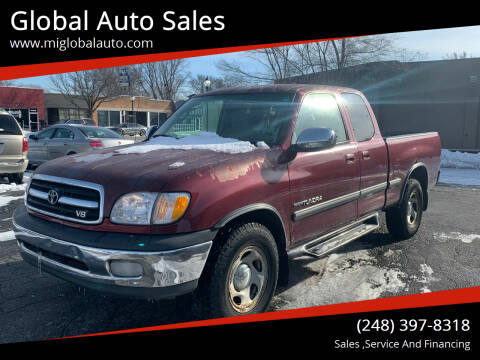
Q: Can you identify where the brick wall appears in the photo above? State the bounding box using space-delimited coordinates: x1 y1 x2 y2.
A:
0 87 45 120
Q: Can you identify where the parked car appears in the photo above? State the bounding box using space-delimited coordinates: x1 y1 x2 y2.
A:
60 118 97 126
111 123 147 136
0 110 28 183
13 85 441 318
27 125 134 167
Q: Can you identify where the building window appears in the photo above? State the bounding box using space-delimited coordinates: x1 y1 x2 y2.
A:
98 110 108 127
58 108 89 121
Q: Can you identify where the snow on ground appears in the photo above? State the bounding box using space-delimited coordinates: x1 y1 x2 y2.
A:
0 195 24 207
441 149 480 169
115 132 257 155
0 231 15 242
275 244 439 310
0 182 27 194
434 232 480 244
439 149 480 186
0 171 30 194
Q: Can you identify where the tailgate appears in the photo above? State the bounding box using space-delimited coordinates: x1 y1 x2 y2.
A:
0 134 23 157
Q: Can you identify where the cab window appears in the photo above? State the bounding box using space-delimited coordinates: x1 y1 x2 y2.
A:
341 93 375 142
293 93 347 144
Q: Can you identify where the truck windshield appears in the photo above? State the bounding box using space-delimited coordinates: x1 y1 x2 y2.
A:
152 93 297 147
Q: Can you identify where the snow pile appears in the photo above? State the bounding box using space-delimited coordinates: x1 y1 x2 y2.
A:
441 149 480 169
434 231 480 244
73 152 114 163
0 231 15 242
115 132 257 155
0 195 24 207
0 182 27 194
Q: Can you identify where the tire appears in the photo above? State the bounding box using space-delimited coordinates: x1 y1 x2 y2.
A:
386 178 424 240
8 172 23 184
139 130 146 136
196 222 279 319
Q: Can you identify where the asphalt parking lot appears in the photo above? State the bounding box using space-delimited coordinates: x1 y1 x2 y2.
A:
0 184 479 344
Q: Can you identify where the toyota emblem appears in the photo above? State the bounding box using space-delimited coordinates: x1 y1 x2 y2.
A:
47 189 59 205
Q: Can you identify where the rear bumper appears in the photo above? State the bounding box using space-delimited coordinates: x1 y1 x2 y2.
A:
13 206 215 299
0 158 28 174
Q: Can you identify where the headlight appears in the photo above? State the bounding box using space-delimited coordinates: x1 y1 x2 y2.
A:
110 192 190 225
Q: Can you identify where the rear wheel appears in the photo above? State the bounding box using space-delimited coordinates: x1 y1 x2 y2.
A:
7 172 23 184
386 178 424 240
196 222 279 318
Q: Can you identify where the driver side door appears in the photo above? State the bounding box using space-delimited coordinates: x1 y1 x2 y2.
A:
288 92 360 245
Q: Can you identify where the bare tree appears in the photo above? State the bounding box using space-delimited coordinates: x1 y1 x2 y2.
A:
0 80 16 87
217 46 298 83
49 69 117 118
217 35 426 82
140 60 189 100
189 74 249 93
443 51 471 60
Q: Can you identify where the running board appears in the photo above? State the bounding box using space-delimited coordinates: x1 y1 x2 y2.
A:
288 213 379 259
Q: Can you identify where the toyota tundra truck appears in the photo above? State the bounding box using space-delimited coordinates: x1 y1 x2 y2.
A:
13 85 441 318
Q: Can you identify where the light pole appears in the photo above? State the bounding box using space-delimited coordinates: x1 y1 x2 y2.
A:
131 96 135 123
203 77 211 131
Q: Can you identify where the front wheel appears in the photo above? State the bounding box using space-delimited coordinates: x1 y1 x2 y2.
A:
386 178 424 240
197 223 279 318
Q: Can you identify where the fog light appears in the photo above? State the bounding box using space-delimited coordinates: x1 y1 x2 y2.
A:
109 260 143 278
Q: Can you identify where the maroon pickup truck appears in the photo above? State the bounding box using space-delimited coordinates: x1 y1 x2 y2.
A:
13 85 441 318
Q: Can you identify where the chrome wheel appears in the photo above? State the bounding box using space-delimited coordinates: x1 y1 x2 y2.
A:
407 191 419 225
228 246 268 313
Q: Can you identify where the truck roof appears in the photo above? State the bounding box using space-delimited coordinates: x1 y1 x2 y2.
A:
198 84 362 97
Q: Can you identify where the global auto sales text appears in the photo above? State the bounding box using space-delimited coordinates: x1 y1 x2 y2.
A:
10 10 225 32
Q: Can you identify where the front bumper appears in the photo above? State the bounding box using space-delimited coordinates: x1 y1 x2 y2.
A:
13 205 215 299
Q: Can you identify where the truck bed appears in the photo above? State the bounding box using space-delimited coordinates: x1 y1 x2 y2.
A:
384 132 442 208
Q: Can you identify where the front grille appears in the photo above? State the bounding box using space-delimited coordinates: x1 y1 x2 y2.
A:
22 241 89 272
26 175 103 224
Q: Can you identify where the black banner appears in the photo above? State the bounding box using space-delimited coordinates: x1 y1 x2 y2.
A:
4 302 478 353
0 4 478 67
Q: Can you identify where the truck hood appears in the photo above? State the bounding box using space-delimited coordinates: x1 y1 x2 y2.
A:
35 144 267 194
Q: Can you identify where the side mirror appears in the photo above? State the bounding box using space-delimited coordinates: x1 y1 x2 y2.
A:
145 125 159 140
29 134 38 140
294 127 336 152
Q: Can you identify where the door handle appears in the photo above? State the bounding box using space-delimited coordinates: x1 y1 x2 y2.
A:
345 153 356 164
362 151 371 160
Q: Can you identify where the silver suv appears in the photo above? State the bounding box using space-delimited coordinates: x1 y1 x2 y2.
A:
0 110 28 183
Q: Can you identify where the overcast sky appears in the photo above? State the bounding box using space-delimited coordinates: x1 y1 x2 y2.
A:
12 25 480 91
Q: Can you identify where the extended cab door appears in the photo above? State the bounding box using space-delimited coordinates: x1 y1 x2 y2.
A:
340 92 388 217
288 92 360 245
